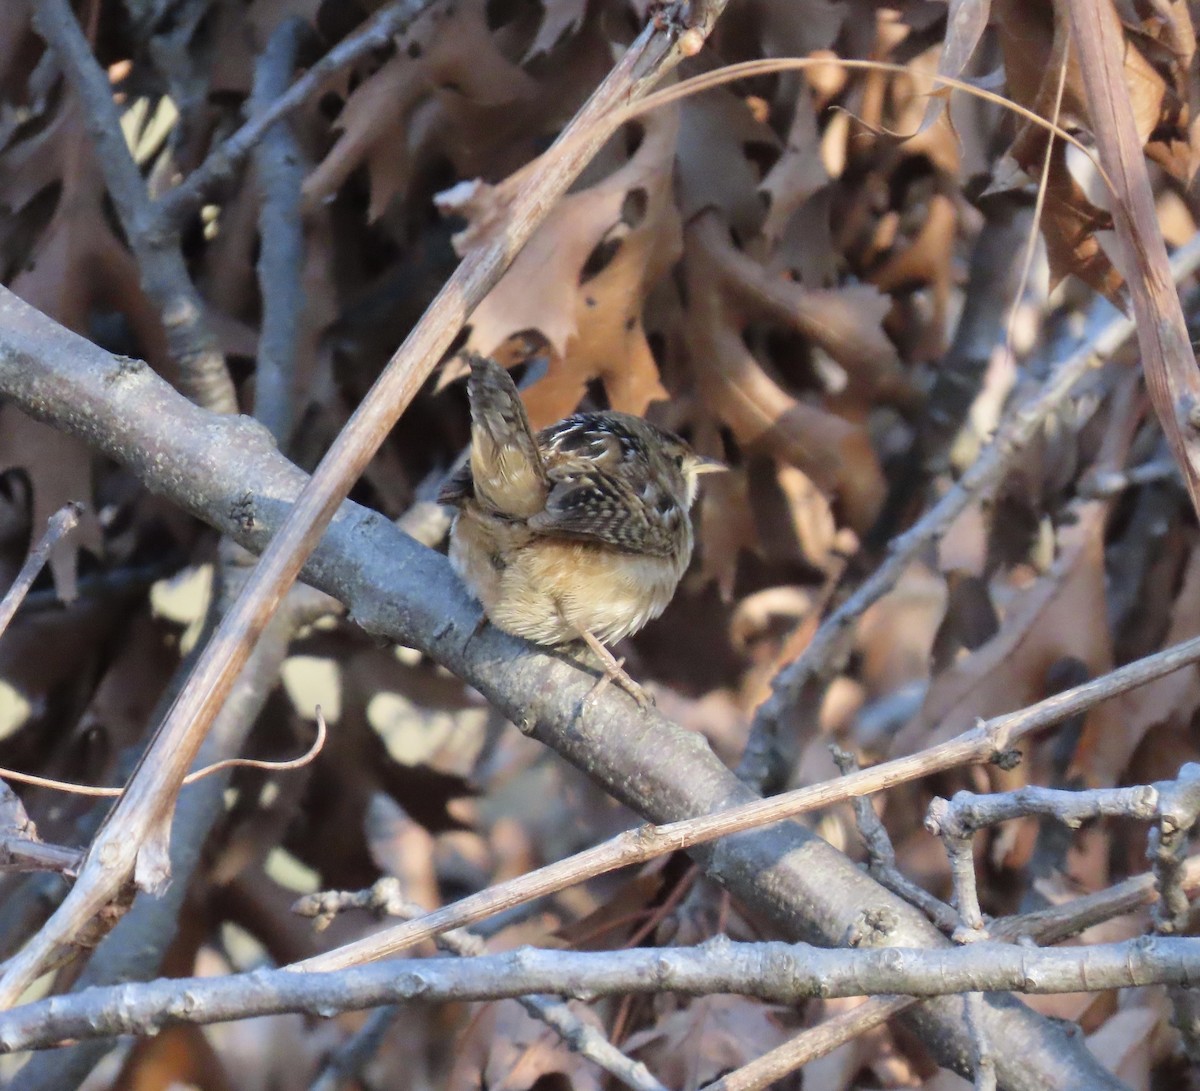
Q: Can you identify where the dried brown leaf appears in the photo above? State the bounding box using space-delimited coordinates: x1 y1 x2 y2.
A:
895 501 1120 759
759 86 829 245
625 995 791 1091
676 89 779 238
449 108 681 423
995 0 1177 299
448 1000 606 1091
685 212 886 530
303 0 539 218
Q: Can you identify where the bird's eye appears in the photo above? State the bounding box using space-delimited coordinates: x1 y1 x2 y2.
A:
672 453 685 470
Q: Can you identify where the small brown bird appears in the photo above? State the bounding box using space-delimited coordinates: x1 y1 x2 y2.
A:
438 356 723 704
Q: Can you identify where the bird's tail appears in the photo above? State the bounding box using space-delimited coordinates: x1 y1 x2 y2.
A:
465 355 546 518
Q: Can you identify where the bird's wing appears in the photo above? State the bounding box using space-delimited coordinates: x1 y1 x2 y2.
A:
528 458 680 556
459 356 547 518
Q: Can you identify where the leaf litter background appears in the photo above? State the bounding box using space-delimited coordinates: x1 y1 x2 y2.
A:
0 0 1199 1087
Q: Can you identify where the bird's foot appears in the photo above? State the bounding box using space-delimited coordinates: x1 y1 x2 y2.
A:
576 628 654 710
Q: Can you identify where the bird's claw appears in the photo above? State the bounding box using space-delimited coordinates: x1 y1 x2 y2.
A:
581 656 654 711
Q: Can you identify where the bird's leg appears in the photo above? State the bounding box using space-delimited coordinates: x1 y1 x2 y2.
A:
575 626 654 709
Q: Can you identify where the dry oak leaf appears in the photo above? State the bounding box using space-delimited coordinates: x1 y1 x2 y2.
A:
1108 541 1200 785
59 613 179 786
915 0 994 135
694 209 909 403
110 1021 234 1091
303 0 538 219
0 104 169 371
857 562 949 698
624 995 792 1090
365 793 440 911
442 107 682 425
684 210 887 531
0 108 187 593
447 999 605 1091
867 188 957 360
744 0 846 61
758 84 830 245
524 0 588 60
697 462 758 600
1085 1003 1163 1090
893 498 1122 766
676 88 780 240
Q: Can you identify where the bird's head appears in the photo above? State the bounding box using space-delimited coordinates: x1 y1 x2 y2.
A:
653 433 727 508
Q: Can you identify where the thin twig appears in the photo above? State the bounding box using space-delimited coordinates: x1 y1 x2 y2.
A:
705 996 914 1091
831 745 960 935
0 503 83 640
0 837 82 877
0 782 82 877
992 855 1200 946
6 933 1200 1052
0 709 326 797
308 1006 399 1091
614 60 1113 192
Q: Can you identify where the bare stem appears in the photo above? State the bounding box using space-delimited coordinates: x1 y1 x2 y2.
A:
0 503 82 639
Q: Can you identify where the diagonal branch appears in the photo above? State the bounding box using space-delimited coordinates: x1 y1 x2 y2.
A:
0 503 82 639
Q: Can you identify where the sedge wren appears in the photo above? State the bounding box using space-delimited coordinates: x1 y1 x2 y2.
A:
438 356 723 704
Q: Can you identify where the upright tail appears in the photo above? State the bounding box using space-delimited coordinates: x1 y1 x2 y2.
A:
461 355 547 518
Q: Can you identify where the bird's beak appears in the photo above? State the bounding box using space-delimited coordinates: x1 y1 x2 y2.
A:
690 455 728 474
